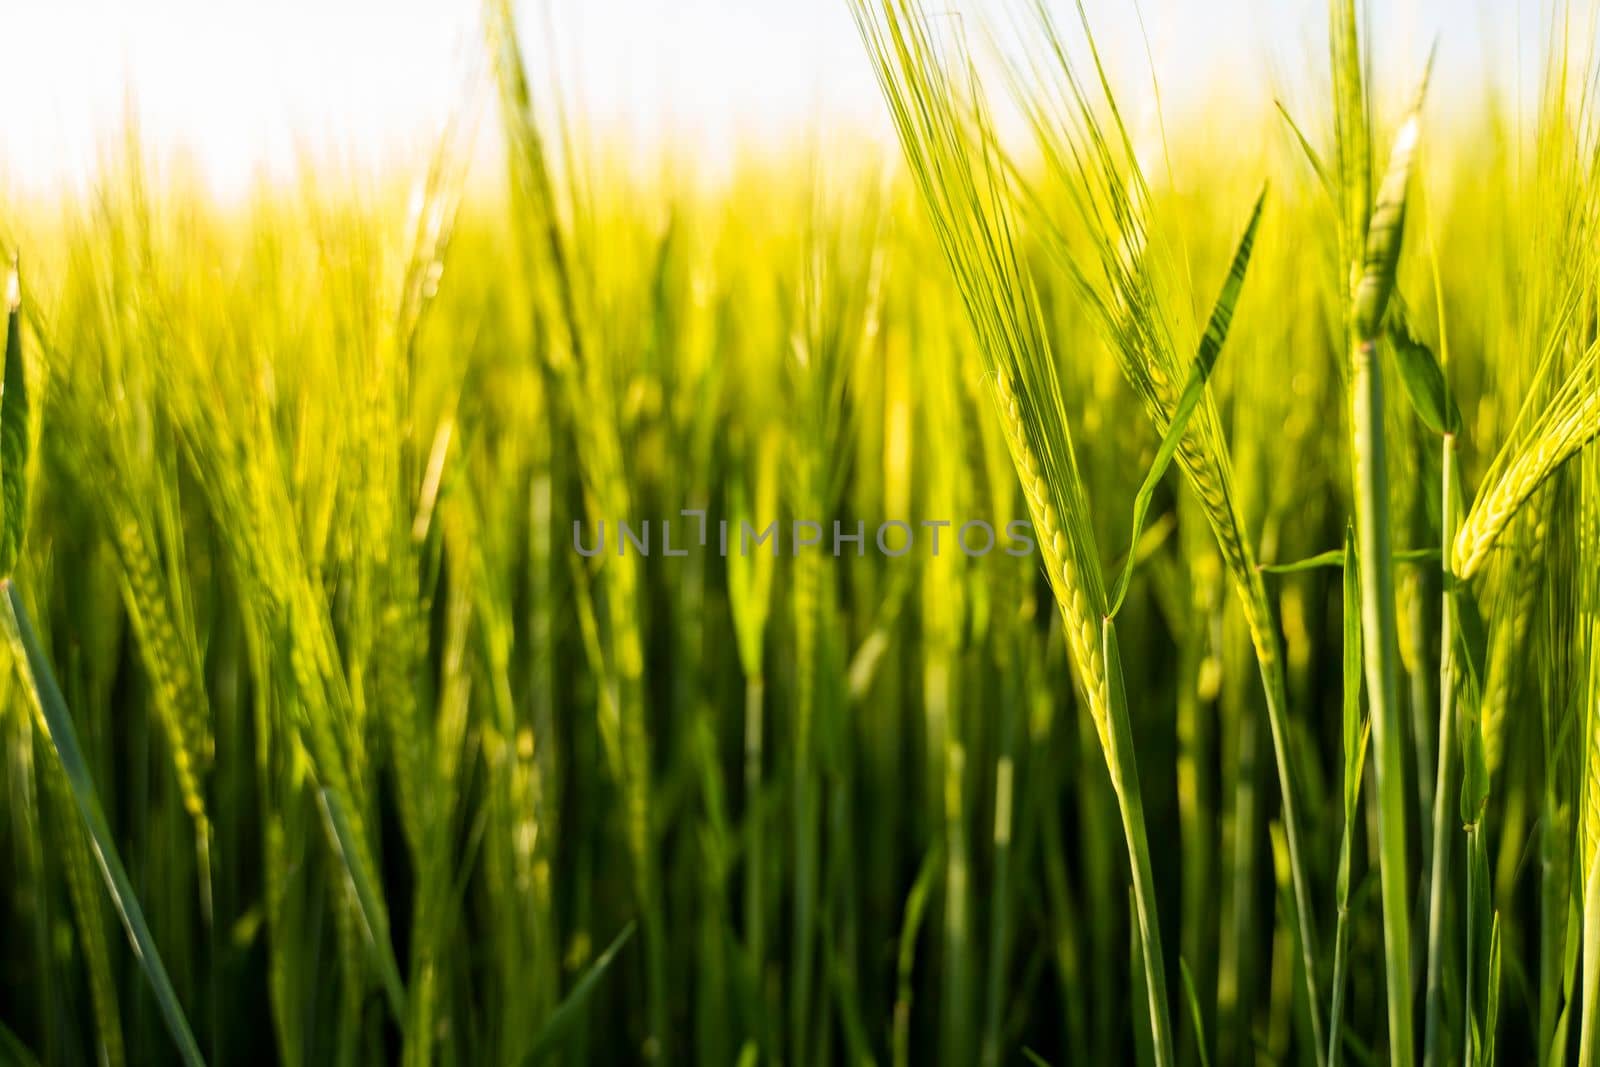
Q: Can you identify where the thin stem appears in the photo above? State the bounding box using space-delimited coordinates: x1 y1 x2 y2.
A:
744 672 765 978
980 663 1020 1067
1103 617 1176 1067
1252 632 1329 1067
1351 337 1415 1067
1423 434 1459 1067
1328 835 1354 1067
1329 525 1365 1067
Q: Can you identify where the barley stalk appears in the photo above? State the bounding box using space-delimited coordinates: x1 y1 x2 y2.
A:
994 375 1173 1066
992 10 1332 1044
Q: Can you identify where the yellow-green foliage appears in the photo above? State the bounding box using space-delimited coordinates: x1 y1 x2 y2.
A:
2 2 1600 1066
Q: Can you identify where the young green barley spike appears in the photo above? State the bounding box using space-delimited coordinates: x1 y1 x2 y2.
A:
726 427 778 993
1330 0 1371 297
5 263 143 1066
484 2 668 1054
1453 342 1600 581
1 259 26 579
849 5 1175 1060
992 6 1330 1053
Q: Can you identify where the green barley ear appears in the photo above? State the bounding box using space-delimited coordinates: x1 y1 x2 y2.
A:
850 5 1175 1057
995 2 1330 1046
1352 60 1431 342
1330 0 1371 271
1 257 30 578
1453 341 1600 579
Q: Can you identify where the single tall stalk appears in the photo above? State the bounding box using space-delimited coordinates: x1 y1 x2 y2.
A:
980 666 1020 1067
1102 617 1176 1067
1328 524 1369 1067
744 672 765 972
1423 433 1458 1067
1245 583 1327 1063
1350 335 1414 1066
1344 67 1426 1063
790 516 822 1067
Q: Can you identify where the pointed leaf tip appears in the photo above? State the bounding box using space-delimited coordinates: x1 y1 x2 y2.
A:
0 258 29 579
1107 185 1265 615
1388 307 1460 434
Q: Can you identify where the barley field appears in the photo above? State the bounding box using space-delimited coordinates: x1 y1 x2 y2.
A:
1 1 1599 1064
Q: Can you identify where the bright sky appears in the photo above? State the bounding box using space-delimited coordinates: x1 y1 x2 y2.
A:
0 0 1554 198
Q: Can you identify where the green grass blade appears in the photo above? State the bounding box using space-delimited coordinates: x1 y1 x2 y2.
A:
1353 56 1433 341
1109 185 1267 615
1 260 30 579
2 581 205 1067
1388 307 1460 435
520 921 636 1065
1274 101 1333 195
1329 524 1369 1067
0 1019 41 1067
1260 546 1437 574
1465 814 1492 1064
1346 52 1433 1067
1103 617 1175 1067
1179 958 1212 1067
1459 701 1490 830
894 843 943 1067
1259 550 1347 574
1486 914 1502 1067
1340 526 1371 821
318 787 407 1021
1423 432 1461 1067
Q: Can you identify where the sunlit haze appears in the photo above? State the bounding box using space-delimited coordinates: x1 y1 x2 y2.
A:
0 0 1553 197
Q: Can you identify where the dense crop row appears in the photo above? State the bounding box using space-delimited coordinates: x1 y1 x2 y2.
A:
2 1 1599 1064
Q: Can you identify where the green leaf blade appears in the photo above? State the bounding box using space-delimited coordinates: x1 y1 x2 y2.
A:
1109 185 1267 614
521 921 637 1065
1351 52 1434 340
1388 308 1460 434
1 260 30 579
